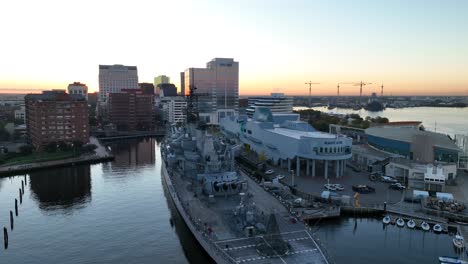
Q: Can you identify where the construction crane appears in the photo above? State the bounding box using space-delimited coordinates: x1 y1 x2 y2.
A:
380 84 384 97
337 82 355 96
352 81 372 103
305 81 320 109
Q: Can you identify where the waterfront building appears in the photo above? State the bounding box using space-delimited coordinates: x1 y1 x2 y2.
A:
366 126 459 163
25 90 89 149
246 93 293 117
154 75 170 92
384 158 457 191
139 83 155 95
67 82 88 100
108 89 154 131
221 108 352 178
14 106 26 123
455 134 468 169
184 58 239 125
99 64 139 103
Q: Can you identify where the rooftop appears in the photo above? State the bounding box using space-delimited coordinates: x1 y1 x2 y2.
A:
366 126 460 151
268 127 338 140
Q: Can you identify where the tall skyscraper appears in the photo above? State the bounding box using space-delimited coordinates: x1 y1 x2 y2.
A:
98 64 139 103
154 75 170 92
184 58 239 124
180 72 185 96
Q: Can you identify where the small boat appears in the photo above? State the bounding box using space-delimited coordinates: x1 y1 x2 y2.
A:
396 218 405 227
382 215 391 224
421 221 430 231
407 219 416 229
382 215 391 225
439 256 461 264
434 224 443 233
453 234 465 250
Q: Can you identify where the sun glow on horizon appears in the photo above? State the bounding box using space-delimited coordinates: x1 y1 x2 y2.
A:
1 0 467 96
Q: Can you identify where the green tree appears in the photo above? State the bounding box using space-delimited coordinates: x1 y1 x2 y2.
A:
45 142 58 153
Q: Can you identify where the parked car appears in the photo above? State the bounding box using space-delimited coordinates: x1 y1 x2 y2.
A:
333 184 344 191
389 183 406 190
381 176 398 183
324 184 337 191
265 169 275 175
352 185 376 194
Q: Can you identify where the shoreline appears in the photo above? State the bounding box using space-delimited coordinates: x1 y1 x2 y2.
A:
0 137 114 177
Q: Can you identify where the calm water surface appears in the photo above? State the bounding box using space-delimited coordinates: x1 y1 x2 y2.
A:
295 106 468 136
0 137 463 263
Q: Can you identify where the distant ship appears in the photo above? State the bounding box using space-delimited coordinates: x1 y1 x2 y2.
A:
364 92 385 112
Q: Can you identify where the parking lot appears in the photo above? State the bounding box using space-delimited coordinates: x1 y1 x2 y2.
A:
261 160 404 207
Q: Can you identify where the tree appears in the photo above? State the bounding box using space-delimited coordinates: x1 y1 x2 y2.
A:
19 145 34 155
58 141 72 152
45 142 58 153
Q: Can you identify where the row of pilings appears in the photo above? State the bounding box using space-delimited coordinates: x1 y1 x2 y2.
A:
3 175 27 250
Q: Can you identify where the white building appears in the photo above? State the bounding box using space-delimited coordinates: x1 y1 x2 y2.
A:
184 58 239 125
14 106 25 123
455 134 468 169
246 93 293 117
67 82 88 100
384 158 457 191
221 108 352 179
99 64 139 103
160 96 187 124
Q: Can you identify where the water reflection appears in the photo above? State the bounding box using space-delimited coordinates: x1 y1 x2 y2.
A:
162 174 214 264
29 165 91 212
109 138 157 167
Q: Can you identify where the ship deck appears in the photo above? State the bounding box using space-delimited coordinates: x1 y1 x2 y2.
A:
169 166 329 263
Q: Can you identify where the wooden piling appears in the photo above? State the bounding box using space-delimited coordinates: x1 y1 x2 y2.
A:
25 175 27 186
3 227 8 249
19 188 22 204
22 180 24 193
15 199 18 216
10 211 13 230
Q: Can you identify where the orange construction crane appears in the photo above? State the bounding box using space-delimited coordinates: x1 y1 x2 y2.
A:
304 81 320 109
337 82 355 96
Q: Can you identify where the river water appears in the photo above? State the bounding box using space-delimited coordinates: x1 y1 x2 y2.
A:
294 106 468 136
0 136 464 263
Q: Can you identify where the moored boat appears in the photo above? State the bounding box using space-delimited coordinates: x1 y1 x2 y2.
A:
421 221 430 231
439 256 461 264
434 224 443 233
396 217 405 227
407 219 416 229
383 215 391 225
453 234 465 250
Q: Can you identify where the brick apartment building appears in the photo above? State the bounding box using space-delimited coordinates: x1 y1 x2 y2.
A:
25 90 89 149
108 89 154 131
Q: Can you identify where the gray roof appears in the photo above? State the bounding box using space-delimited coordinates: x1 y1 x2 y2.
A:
366 127 460 151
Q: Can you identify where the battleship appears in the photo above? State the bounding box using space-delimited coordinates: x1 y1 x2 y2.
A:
160 87 332 264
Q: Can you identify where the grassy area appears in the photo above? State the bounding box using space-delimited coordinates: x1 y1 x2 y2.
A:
2 151 78 166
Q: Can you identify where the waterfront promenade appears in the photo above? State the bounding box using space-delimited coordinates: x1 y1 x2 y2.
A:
0 137 113 177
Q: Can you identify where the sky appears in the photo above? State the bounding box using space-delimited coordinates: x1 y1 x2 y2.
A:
0 0 467 96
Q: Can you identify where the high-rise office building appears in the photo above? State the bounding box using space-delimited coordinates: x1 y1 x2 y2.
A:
25 90 89 149
180 72 185 96
67 82 88 100
184 58 239 125
139 83 155 95
246 93 293 117
154 75 170 93
98 64 139 103
108 89 154 131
